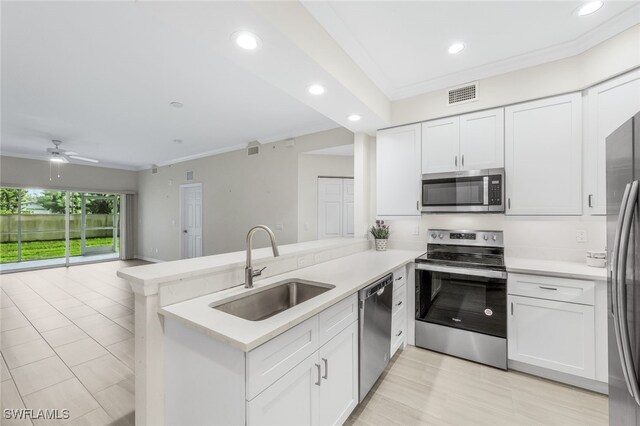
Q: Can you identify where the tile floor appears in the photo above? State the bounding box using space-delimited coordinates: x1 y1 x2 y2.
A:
0 260 144 425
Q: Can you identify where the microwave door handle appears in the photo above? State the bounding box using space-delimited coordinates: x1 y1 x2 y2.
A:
483 176 489 206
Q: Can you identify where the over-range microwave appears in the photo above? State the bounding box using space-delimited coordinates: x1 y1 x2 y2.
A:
421 168 505 213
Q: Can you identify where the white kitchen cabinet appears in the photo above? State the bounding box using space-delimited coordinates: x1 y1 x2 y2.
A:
318 321 359 426
247 354 320 426
508 294 595 379
376 124 421 216
505 93 582 215
459 108 504 171
421 116 460 174
585 69 640 215
421 108 504 174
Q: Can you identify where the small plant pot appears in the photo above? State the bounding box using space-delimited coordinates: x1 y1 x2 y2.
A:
375 239 388 251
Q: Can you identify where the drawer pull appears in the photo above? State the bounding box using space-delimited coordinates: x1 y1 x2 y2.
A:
396 301 403 307
396 330 403 337
539 286 558 291
322 358 328 379
395 276 403 281
315 363 322 386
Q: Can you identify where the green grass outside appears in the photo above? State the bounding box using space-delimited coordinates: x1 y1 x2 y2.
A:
0 238 117 263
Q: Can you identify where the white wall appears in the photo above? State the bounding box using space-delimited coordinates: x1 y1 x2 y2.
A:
0 155 137 193
391 24 640 126
297 153 354 242
136 127 354 261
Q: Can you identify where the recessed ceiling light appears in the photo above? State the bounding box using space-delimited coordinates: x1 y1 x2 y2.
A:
232 31 262 51
348 114 361 122
448 43 465 55
173 139 183 144
578 1 603 16
170 101 183 109
307 84 326 95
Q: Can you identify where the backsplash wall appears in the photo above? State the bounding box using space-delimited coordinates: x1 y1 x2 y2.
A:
383 214 607 263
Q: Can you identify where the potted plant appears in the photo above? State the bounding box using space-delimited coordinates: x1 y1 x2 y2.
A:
370 220 390 251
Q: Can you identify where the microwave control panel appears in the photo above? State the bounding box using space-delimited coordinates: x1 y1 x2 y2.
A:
488 175 502 206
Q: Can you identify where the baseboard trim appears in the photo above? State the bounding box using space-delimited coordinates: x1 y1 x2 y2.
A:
509 359 608 394
136 256 163 263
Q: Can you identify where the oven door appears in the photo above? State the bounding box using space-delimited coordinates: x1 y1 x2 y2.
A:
415 264 507 338
422 173 488 213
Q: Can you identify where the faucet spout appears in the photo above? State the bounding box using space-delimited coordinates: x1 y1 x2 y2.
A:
245 225 280 289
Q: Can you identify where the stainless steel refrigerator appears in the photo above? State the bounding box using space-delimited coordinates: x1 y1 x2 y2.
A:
608 111 640 425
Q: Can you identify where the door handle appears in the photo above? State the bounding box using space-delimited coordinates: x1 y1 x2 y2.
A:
508 198 511 210
322 358 328 379
461 154 465 167
588 194 594 208
615 180 640 405
315 363 322 386
455 155 458 167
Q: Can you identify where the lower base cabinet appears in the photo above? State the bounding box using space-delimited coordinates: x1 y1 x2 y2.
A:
248 320 359 426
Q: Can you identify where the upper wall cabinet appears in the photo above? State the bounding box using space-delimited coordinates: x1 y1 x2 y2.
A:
505 93 582 215
376 124 421 216
585 69 640 215
421 108 504 174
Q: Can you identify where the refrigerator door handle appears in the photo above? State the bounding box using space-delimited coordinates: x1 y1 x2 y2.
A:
612 182 633 396
617 180 640 405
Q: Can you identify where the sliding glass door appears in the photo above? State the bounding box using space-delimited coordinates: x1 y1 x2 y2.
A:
0 187 121 269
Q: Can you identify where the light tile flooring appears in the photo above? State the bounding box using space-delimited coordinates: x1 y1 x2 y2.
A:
0 260 144 425
2 261 609 426
347 346 608 426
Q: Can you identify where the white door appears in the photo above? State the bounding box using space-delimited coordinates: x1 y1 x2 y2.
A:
317 178 354 239
342 179 354 238
459 108 504 170
376 124 421 216
505 93 582 215
585 69 640 215
421 116 460 174
318 321 358 426
508 295 595 379
247 353 320 426
180 184 202 258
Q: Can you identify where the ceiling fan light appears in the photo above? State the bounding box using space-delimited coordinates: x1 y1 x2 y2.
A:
50 157 64 163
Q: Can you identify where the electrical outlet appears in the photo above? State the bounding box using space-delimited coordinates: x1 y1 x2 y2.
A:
576 230 588 243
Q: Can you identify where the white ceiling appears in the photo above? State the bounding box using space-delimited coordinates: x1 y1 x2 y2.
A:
303 1 640 99
1 2 342 170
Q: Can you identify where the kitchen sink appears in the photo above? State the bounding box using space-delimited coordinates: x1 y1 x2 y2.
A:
211 279 335 321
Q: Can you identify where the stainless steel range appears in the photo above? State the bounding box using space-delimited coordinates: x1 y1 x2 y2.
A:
414 229 507 369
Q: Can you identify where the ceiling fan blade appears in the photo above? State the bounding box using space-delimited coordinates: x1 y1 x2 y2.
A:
68 155 99 163
63 151 78 156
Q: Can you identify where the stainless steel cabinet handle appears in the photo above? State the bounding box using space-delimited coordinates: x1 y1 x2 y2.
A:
455 155 458 167
510 302 514 315
461 154 465 167
538 286 557 291
322 358 328 379
395 276 403 281
315 363 322 386
616 180 640 404
396 330 403 337
508 198 511 209
588 194 594 208
416 200 419 211
396 301 403 306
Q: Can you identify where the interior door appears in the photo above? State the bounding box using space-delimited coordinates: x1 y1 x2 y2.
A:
181 184 202 259
318 178 343 239
342 179 354 238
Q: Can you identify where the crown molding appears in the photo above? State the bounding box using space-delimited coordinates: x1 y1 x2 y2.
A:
390 5 640 100
0 152 143 171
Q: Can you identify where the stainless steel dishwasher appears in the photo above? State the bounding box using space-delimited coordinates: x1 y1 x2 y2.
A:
359 273 393 402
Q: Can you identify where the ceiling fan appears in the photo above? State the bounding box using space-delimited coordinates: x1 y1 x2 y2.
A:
46 140 99 164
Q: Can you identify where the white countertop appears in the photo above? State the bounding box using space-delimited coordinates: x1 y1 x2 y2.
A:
506 257 608 281
160 249 422 352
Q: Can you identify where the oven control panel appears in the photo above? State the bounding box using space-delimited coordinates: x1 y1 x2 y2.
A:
428 229 504 247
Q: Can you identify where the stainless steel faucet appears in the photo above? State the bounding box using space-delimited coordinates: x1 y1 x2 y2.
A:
245 225 280 289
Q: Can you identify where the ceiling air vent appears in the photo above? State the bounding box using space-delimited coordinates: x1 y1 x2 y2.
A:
447 81 478 106
247 141 260 156
151 164 159 174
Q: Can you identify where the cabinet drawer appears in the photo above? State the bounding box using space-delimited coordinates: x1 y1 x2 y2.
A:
508 273 595 305
392 267 407 288
392 283 406 315
318 294 358 347
391 307 406 356
247 316 319 400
